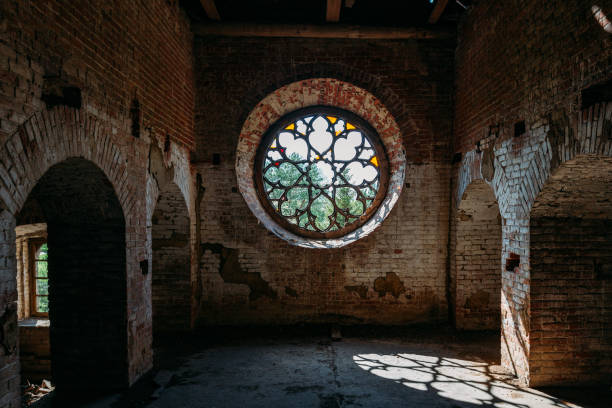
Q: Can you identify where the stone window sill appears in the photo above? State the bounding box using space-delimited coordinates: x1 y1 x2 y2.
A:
18 318 50 328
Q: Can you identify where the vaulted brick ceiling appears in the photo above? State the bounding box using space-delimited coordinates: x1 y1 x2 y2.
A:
532 155 612 219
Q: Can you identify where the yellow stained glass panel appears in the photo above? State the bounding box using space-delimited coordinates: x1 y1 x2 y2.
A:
285 123 295 130
370 156 378 167
327 116 337 124
346 123 356 130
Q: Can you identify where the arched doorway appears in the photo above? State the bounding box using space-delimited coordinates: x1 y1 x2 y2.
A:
16 158 127 395
452 179 502 330
152 181 190 337
530 154 612 385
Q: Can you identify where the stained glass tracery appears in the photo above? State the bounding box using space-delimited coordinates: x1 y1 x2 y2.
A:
257 109 387 236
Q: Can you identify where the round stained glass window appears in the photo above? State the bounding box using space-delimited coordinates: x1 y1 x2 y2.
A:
255 106 389 239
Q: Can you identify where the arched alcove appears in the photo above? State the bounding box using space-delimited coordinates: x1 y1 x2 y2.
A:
14 157 127 395
452 179 502 330
529 154 612 385
152 181 191 335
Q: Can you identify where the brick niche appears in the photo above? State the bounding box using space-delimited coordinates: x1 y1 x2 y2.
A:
152 181 191 334
530 155 612 385
451 180 501 330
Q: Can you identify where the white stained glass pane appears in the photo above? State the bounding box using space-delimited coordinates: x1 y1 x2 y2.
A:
261 110 383 233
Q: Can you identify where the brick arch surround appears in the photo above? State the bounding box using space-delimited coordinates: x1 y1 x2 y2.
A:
236 64 422 147
0 109 131 215
453 101 612 386
236 78 406 248
0 107 152 404
20 157 128 394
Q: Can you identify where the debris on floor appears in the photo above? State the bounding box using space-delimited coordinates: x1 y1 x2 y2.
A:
330 325 342 341
23 379 54 406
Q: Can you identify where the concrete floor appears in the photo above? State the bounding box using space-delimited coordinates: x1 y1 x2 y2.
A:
32 328 611 408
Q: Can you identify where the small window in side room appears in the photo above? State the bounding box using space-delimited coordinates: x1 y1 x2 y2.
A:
31 242 49 316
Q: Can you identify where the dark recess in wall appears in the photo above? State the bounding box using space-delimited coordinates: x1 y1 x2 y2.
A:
41 86 82 109
582 79 612 109
514 121 525 137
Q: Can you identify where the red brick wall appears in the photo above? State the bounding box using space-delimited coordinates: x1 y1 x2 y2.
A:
152 181 191 333
530 155 612 385
455 0 612 155
195 36 454 163
531 217 612 385
451 180 501 330
18 323 51 384
0 0 195 149
194 36 455 326
0 0 195 404
454 0 612 386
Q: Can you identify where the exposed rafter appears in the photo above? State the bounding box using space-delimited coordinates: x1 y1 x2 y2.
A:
193 23 454 40
200 0 221 21
326 0 342 22
428 0 449 24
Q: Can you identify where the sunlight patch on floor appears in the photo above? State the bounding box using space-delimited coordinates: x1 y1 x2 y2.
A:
353 353 581 408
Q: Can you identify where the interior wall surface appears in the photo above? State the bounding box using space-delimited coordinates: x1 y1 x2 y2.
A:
450 180 501 330
14 224 49 383
193 36 455 326
152 181 191 333
454 0 612 385
0 0 196 406
529 155 612 385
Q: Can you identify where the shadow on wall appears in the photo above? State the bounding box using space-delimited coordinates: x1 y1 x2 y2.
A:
152 181 191 335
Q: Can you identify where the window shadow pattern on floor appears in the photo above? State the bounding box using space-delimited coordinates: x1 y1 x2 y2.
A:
353 353 578 408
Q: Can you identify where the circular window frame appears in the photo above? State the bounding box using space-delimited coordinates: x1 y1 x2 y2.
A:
236 78 406 249
254 106 390 240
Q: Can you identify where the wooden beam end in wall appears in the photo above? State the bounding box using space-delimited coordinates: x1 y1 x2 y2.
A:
200 0 221 21
326 0 342 23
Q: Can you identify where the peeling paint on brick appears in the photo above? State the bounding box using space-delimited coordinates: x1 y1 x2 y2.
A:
202 243 277 301
373 273 406 299
344 285 368 299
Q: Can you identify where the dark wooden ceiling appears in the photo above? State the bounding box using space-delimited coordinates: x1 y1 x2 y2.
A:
181 0 468 27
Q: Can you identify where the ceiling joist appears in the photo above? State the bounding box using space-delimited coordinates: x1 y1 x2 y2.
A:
428 0 449 24
200 0 221 21
193 23 454 40
326 0 342 23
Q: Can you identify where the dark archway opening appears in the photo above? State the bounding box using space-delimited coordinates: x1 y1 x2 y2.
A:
530 155 612 386
452 180 502 330
152 182 190 339
16 158 127 400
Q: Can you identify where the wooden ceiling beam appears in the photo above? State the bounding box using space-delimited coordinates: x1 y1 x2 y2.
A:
326 0 342 22
428 0 449 24
192 23 454 40
200 0 221 21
